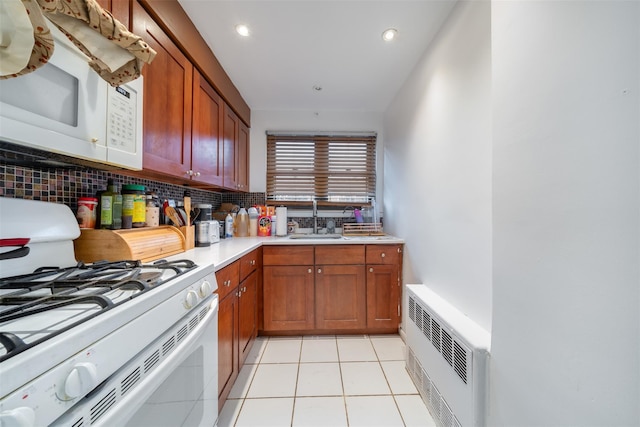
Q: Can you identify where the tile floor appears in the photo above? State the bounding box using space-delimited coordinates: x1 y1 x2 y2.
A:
218 335 436 427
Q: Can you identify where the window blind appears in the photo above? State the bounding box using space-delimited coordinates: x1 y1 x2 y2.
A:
266 134 376 203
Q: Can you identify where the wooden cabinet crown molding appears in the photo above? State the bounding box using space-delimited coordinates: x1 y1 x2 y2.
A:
137 0 251 127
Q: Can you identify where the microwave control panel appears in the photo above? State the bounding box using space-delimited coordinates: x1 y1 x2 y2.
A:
106 85 137 154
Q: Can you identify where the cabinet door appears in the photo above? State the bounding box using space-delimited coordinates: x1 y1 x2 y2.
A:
192 70 223 186
238 270 257 366
218 291 238 409
263 266 315 331
133 2 193 179
315 265 366 330
222 105 238 190
366 264 400 329
237 121 250 191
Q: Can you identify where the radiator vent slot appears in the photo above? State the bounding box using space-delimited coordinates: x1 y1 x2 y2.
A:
408 296 471 385
408 347 462 427
121 367 140 395
90 389 116 424
406 286 490 427
442 330 453 366
71 418 84 427
454 342 468 384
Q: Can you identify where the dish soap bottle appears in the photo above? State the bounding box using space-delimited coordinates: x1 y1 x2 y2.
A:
225 213 234 238
100 179 122 229
237 206 249 237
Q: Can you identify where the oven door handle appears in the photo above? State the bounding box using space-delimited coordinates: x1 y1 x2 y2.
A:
91 295 218 427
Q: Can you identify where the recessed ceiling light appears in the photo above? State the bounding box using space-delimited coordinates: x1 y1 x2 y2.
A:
313 85 323 92
235 24 250 37
382 28 397 42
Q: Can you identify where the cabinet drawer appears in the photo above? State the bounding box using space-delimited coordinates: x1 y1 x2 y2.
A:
365 245 402 265
216 261 239 300
263 246 314 265
315 245 365 265
240 249 259 281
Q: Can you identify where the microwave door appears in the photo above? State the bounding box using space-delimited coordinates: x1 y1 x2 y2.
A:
0 25 108 164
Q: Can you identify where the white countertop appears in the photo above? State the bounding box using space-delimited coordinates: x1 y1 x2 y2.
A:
180 234 404 272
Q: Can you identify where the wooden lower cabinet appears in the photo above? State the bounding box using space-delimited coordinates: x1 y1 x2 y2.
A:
262 244 402 334
216 249 259 409
263 266 315 331
315 265 366 329
366 264 399 329
217 290 238 408
238 269 257 366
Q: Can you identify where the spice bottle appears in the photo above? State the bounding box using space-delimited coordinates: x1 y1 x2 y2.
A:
100 179 122 230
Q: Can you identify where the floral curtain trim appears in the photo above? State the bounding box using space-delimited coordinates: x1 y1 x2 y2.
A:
1 0 156 86
0 0 54 80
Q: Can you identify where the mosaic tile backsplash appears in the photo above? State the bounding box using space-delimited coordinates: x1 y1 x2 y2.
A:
1 162 376 231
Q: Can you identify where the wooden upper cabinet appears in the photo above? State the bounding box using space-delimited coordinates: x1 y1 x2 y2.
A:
222 105 250 192
223 105 239 190
237 121 250 192
133 2 193 179
192 70 224 186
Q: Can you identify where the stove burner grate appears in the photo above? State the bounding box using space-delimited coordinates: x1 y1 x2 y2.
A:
0 259 196 362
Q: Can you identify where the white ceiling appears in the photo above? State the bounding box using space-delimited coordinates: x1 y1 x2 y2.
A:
177 0 457 113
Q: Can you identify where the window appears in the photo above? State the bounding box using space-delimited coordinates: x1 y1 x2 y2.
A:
266 133 376 204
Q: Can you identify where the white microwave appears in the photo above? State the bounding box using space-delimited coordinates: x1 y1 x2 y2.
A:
0 25 143 170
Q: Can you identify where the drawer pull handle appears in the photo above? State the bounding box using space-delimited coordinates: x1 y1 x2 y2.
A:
250 260 256 266
381 253 386 258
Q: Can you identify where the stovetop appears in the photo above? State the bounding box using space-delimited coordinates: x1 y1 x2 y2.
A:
0 259 197 362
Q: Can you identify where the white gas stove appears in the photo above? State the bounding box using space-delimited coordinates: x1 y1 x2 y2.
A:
0 197 218 427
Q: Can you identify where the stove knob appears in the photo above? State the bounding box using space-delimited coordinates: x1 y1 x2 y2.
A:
61 362 98 400
184 290 199 309
0 407 35 427
198 280 212 298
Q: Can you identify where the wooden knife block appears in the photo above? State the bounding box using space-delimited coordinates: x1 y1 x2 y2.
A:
74 226 186 263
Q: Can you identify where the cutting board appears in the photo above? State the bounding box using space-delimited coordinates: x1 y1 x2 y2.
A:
73 226 186 263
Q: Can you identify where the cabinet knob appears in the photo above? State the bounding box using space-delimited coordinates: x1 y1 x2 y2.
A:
91 137 99 143
370 267 374 273
250 260 256 266
185 170 193 176
194 171 201 177
397 247 402 253
381 253 386 258
243 286 247 292
317 268 322 274
308 269 312 274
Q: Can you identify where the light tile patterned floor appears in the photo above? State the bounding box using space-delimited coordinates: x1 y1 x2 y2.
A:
218 334 436 427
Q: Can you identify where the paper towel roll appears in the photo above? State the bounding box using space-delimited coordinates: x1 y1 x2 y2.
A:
275 207 288 236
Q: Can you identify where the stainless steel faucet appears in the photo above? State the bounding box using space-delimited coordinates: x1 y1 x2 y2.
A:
312 200 318 234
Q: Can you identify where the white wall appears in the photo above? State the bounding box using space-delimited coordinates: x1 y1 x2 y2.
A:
384 0 493 331
490 1 639 425
248 109 385 209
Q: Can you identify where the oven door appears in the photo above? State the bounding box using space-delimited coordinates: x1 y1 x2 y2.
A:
52 294 219 427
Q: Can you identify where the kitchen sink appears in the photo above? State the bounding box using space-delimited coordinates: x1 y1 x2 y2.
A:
288 233 344 240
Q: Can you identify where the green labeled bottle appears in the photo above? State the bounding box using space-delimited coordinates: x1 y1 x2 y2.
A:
100 179 123 229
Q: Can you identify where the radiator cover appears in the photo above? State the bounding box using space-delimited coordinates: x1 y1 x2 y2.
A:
405 284 491 427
